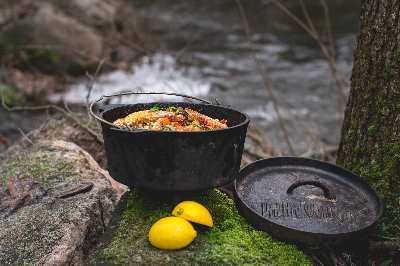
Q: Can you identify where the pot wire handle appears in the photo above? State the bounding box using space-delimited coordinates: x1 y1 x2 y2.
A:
89 90 212 127
287 180 335 200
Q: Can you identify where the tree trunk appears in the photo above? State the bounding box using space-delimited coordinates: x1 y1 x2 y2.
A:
337 1 400 236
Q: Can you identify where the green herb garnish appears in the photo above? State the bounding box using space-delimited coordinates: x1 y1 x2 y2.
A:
149 105 161 112
166 106 177 112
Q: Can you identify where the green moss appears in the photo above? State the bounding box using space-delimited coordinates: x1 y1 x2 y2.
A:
0 84 25 106
367 125 378 136
383 46 399 79
0 29 61 71
92 190 311 266
349 141 400 237
26 48 61 67
353 145 364 155
394 49 400 65
0 160 19 184
0 150 75 190
0 31 23 56
353 159 382 180
383 65 393 81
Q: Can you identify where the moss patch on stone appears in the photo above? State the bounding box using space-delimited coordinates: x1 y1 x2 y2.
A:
0 147 76 191
92 189 311 266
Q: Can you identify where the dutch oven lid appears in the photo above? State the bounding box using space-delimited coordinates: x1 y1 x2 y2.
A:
234 157 383 236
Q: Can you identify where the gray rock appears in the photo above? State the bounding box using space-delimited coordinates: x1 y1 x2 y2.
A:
32 3 104 64
0 0 150 74
61 0 118 27
0 137 127 265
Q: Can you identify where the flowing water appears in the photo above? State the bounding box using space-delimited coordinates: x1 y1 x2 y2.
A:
48 1 361 154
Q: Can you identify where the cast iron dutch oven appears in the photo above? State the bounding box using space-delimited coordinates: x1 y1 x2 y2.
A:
234 157 383 245
90 91 250 191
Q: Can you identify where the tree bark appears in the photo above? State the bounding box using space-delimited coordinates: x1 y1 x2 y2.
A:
337 1 400 236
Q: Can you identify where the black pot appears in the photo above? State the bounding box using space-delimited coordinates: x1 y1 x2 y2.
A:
90 92 250 191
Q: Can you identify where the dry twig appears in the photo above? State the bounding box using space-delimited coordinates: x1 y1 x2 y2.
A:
236 0 351 157
16 127 33 145
85 58 106 124
270 0 349 108
85 59 105 107
247 124 281 156
0 134 9 146
235 0 296 154
1 96 103 144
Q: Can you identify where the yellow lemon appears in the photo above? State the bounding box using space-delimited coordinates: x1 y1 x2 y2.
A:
148 217 197 250
172 201 213 227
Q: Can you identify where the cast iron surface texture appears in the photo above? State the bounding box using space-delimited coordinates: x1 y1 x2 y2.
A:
234 157 383 245
100 102 249 191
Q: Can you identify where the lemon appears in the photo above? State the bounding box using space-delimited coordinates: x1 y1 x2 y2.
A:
172 201 213 227
148 217 197 250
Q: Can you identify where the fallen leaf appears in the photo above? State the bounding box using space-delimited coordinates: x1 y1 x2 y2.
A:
10 193 31 214
0 134 9 146
7 179 17 198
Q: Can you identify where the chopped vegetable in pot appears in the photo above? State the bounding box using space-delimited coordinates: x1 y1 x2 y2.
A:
113 106 228 131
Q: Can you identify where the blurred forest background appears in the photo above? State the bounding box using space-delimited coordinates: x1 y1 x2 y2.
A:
0 0 358 158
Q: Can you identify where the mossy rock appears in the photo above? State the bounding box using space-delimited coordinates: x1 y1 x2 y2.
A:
0 140 122 265
0 145 75 189
91 189 311 266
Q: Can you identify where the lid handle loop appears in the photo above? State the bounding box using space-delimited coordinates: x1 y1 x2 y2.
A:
287 180 335 200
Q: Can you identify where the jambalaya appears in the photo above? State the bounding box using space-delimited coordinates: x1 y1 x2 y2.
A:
113 106 228 131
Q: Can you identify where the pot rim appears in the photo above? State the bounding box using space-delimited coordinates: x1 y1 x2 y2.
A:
100 102 251 134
